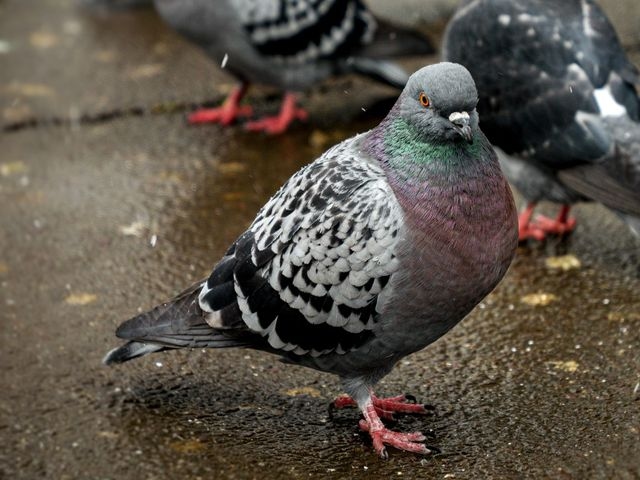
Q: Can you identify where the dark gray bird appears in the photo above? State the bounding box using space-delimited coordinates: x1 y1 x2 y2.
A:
104 63 518 457
443 0 640 240
153 0 434 134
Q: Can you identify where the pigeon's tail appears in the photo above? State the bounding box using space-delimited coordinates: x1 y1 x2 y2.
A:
346 57 409 89
363 20 435 59
103 342 167 365
557 113 640 237
81 0 153 9
344 20 433 89
618 213 640 237
103 282 250 366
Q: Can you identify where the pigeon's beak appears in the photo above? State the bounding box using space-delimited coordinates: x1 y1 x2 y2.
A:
449 111 473 143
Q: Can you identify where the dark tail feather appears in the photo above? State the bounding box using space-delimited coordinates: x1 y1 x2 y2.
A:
103 341 167 365
617 213 640 237
81 0 154 9
103 282 251 366
346 57 409 89
343 19 433 89
362 20 435 58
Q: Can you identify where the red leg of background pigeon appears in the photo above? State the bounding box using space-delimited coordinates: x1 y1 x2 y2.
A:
358 402 431 458
518 203 576 241
531 205 576 236
334 393 431 421
518 202 546 242
245 92 308 134
188 83 253 125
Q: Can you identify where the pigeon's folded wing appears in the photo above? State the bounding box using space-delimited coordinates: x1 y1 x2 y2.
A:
559 116 640 216
444 0 638 167
233 0 376 63
559 163 640 216
200 146 403 357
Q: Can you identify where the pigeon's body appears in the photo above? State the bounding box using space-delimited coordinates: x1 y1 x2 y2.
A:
105 63 518 457
443 0 640 240
153 0 433 133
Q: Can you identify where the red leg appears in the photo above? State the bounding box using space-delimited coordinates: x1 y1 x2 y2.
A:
359 402 432 458
518 202 546 242
245 92 308 134
531 205 576 236
333 393 432 421
188 83 253 125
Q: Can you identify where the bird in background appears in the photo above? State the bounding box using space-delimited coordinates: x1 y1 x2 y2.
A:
152 0 434 134
443 0 640 241
104 63 518 458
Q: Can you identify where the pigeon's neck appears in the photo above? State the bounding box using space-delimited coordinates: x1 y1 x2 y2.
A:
365 116 491 184
363 115 513 238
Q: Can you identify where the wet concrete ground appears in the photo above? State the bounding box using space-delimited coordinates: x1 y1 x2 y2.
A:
1 1 639 479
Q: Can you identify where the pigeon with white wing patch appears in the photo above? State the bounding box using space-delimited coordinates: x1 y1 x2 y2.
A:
444 0 640 240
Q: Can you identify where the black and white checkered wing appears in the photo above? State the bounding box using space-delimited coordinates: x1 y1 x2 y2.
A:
231 0 376 63
199 141 403 357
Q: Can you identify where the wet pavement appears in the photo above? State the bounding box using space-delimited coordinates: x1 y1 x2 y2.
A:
1 1 639 479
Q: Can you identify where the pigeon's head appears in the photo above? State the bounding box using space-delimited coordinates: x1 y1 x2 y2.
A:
398 62 479 144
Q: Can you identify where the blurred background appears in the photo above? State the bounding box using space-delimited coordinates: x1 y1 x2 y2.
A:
1 1 639 479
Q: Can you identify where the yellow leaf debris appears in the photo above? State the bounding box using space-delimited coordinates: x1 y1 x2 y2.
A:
30 31 59 49
65 293 98 305
169 439 207 454
0 161 27 176
547 360 579 373
284 386 322 398
127 64 164 79
520 292 557 306
545 254 581 271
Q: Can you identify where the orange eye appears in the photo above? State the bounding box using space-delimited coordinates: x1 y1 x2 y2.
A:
419 92 430 107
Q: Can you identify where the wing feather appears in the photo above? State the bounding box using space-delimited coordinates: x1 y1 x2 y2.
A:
199 136 403 357
231 0 376 63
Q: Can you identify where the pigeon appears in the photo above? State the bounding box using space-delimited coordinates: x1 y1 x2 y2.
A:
443 0 640 241
152 0 434 134
104 63 518 458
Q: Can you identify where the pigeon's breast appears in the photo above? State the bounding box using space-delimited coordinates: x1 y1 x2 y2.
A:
378 171 518 356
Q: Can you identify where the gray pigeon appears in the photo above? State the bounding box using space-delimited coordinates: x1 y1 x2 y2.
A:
104 63 518 458
443 0 640 240
153 0 434 134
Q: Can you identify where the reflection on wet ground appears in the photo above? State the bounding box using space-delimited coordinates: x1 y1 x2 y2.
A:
1 1 639 479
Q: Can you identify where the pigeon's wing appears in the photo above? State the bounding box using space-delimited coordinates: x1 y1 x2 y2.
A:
444 0 639 168
230 0 377 63
199 140 403 357
559 163 640 216
558 115 640 216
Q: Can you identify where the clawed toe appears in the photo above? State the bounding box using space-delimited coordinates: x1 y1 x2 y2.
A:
359 420 433 458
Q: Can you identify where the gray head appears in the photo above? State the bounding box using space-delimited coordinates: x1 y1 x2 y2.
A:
395 62 479 144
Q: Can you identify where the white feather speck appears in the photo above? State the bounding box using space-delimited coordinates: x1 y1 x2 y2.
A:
498 14 510 26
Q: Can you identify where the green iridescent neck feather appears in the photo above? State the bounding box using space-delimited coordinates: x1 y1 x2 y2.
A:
383 117 483 168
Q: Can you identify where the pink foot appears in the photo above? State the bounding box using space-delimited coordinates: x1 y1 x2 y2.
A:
530 214 576 237
360 403 435 458
245 92 308 134
518 202 545 242
518 203 575 242
333 393 433 420
188 84 253 126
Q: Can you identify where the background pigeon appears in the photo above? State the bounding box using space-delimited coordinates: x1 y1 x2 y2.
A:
443 0 640 241
104 63 518 457
152 0 434 134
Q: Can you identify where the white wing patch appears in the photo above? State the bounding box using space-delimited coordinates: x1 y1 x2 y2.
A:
593 86 627 117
